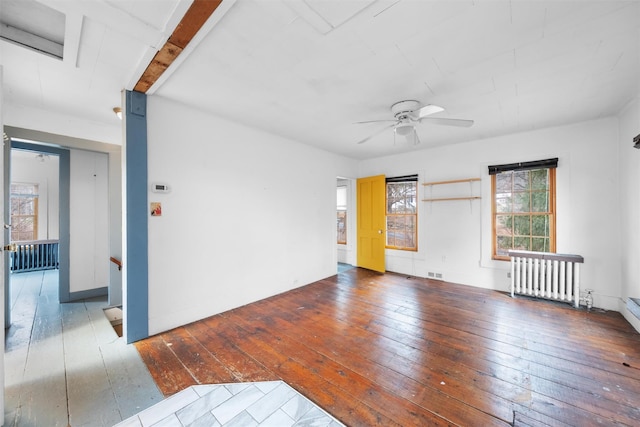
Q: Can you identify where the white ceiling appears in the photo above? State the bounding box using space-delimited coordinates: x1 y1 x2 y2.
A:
0 0 189 134
2 0 639 160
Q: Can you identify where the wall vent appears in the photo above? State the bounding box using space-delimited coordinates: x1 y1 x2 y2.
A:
427 272 444 280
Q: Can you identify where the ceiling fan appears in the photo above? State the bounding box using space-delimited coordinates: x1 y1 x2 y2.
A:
355 100 474 145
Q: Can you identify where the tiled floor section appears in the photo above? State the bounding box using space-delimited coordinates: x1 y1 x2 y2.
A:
115 381 345 427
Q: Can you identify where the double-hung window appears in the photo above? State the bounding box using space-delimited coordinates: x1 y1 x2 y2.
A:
490 158 557 260
386 175 417 251
11 182 39 242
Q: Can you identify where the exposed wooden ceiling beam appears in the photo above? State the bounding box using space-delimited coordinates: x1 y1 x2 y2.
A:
134 0 223 93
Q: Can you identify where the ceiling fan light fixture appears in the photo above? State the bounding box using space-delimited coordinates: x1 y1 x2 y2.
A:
395 122 414 136
355 99 473 145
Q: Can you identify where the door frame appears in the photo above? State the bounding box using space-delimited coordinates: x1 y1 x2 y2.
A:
3 129 10 326
10 140 71 304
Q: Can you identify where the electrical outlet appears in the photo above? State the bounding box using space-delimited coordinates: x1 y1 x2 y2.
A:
507 272 511 278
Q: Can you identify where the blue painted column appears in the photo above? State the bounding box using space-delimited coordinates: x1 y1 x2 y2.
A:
125 90 149 343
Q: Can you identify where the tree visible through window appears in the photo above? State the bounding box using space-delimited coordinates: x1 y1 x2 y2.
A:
337 186 347 244
492 167 555 260
386 177 417 251
11 183 39 242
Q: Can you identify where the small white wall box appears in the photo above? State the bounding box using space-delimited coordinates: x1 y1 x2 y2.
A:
152 183 170 193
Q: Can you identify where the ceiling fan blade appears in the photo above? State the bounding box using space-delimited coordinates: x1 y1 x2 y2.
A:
354 119 397 124
356 123 397 144
421 117 474 127
416 104 444 119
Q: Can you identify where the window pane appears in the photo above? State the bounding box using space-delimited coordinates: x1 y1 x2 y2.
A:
405 215 416 249
386 216 403 246
407 195 416 214
496 195 512 213
495 215 513 236
11 216 35 241
387 188 399 213
386 215 416 250
387 182 416 214
513 215 531 236
531 215 549 236
531 237 549 252
495 173 512 193
22 198 35 215
11 183 38 195
337 211 347 244
513 236 531 251
13 217 29 232
512 192 530 212
496 236 512 256
513 170 529 191
531 169 548 191
531 191 549 212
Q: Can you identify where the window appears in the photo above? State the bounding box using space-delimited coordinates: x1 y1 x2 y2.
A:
11 183 39 242
337 186 347 244
386 176 417 251
490 159 557 260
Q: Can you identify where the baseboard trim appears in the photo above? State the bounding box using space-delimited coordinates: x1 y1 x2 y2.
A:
68 286 108 302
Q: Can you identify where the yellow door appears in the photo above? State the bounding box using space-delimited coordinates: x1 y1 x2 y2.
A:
357 175 386 273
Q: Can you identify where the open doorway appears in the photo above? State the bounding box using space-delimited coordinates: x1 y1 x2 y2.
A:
5 145 64 328
337 177 356 272
5 138 113 326
10 149 60 248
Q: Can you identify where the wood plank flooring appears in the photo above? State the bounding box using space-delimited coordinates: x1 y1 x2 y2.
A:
135 267 640 426
4 270 163 427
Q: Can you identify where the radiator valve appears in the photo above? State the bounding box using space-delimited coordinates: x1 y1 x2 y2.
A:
581 289 594 310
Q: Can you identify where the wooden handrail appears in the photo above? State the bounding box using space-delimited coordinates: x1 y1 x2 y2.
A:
12 239 60 245
110 257 123 271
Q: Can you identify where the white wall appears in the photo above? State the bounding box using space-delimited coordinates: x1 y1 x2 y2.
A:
146 96 358 335
359 118 622 310
5 103 121 146
69 150 109 293
10 150 59 240
618 96 640 329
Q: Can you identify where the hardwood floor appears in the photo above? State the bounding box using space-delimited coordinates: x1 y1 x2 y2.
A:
135 267 640 426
